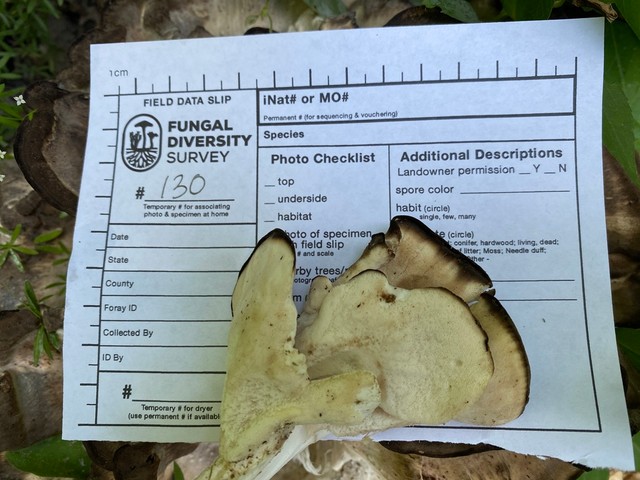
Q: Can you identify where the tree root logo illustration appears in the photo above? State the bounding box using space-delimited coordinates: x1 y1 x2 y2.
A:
122 114 162 171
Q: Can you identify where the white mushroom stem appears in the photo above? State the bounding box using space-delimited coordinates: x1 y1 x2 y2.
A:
194 426 330 480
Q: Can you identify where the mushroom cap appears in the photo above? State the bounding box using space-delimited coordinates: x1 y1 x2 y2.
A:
454 294 530 425
298 270 494 425
222 230 380 462
335 216 493 303
324 216 530 427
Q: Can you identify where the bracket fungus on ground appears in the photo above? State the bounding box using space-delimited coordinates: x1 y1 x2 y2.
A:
324 216 531 426
198 216 530 480
200 230 381 479
297 270 494 428
333 215 492 301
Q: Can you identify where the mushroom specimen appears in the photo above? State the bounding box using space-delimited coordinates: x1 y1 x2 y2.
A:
197 230 381 479
297 269 494 431
197 217 530 480
319 216 530 426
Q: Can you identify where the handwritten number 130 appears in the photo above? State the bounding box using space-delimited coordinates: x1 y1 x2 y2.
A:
161 174 206 199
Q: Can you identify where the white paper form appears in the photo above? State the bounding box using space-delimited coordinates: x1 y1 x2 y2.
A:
63 18 633 469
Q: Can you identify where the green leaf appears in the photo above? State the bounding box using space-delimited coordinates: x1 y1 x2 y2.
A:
602 83 636 184
616 327 640 372
33 326 44 366
48 330 61 351
0 249 8 268
0 72 20 80
303 0 347 17
0 12 10 28
31 13 48 34
604 20 640 186
0 113 21 125
42 330 53 359
634 431 640 470
24 280 38 304
13 245 39 255
421 0 479 22
501 0 554 20
36 244 63 254
605 21 640 147
23 280 43 319
41 0 61 18
173 462 186 480
34 227 63 244
5 435 91 479
614 0 640 40
0 53 14 69
2 86 23 97
9 250 25 272
53 256 71 266
576 469 609 480
10 223 22 242
0 101 21 115
26 0 36 14
46 279 67 290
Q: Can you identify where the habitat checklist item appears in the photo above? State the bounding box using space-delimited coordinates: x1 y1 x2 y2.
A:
63 18 633 469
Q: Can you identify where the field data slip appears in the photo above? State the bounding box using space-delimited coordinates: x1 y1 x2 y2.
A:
63 18 633 469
